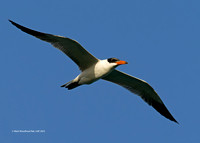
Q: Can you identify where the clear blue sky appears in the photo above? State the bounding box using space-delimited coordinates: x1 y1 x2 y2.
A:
1 0 200 142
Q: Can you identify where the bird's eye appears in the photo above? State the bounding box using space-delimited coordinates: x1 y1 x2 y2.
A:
107 58 119 63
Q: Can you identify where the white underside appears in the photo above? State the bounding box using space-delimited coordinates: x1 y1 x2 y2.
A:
73 60 117 85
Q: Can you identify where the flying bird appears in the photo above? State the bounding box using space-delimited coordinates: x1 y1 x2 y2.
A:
9 20 178 123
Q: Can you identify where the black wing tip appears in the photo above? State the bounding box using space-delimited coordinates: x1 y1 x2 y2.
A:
170 116 179 124
174 119 179 124
9 19 21 28
9 19 46 37
151 100 179 124
8 19 15 23
8 19 12 23
9 19 21 29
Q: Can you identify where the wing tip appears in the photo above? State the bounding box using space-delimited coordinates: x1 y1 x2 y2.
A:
9 19 46 37
8 19 12 23
9 19 20 28
171 117 179 124
152 100 179 124
9 19 20 29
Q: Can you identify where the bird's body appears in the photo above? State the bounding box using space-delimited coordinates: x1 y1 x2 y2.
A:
77 59 116 84
9 20 178 123
62 59 117 89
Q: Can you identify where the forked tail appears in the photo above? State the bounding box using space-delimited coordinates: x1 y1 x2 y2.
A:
61 81 80 90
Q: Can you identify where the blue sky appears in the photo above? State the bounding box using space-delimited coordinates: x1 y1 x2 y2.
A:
1 0 200 142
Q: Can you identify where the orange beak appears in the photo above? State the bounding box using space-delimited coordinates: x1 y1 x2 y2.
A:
116 60 128 65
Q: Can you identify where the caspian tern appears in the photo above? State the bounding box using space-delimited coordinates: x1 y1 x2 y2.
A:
9 20 178 123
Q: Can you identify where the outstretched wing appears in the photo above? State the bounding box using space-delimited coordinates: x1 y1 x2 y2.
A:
9 20 99 71
103 69 178 123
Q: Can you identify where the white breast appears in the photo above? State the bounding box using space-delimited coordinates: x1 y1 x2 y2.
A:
77 60 116 85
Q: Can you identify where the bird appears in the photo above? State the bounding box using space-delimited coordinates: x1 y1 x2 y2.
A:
9 20 178 123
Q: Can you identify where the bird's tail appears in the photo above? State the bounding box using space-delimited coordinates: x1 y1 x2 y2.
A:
61 80 80 90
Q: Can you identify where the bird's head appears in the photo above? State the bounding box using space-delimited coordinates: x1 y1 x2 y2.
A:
107 58 128 67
